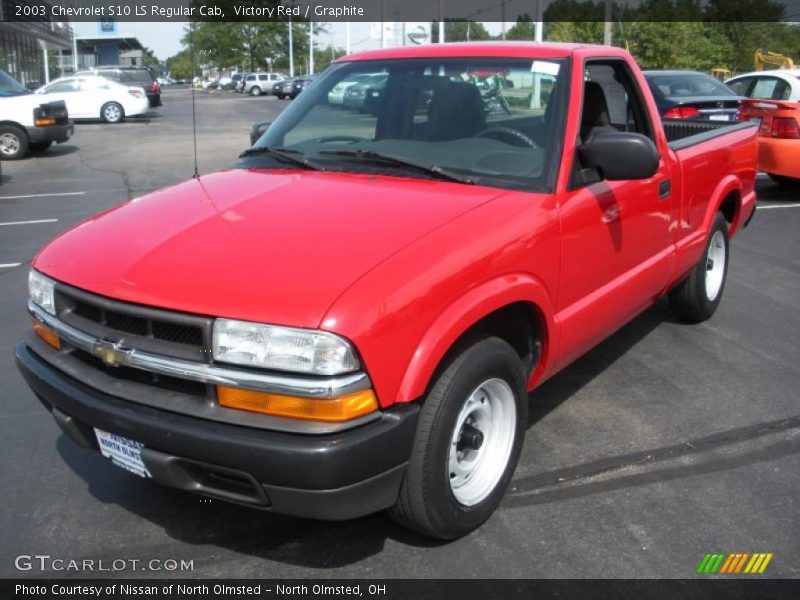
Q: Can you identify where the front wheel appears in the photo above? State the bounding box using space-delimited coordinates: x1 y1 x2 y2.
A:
101 102 124 123
389 337 528 539
668 212 729 322
0 125 29 160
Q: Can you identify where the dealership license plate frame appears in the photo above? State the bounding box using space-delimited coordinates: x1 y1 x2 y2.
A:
94 428 151 478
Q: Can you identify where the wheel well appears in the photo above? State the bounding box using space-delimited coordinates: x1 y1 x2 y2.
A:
431 302 544 389
719 192 739 228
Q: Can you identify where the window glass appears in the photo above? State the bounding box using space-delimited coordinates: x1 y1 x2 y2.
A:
44 79 78 93
751 77 789 100
585 62 653 141
727 77 753 96
252 57 569 192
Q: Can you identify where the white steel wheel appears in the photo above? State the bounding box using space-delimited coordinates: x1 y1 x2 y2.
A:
705 230 726 302
448 378 517 506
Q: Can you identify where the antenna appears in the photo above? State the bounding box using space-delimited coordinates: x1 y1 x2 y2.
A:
189 20 199 179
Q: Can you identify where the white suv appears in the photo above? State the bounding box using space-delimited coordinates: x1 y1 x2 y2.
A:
241 73 285 96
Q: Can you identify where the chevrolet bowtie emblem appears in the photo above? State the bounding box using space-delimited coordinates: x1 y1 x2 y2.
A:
91 339 130 368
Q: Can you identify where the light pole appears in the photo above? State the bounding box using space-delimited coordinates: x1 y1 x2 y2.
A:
288 16 294 77
309 21 314 74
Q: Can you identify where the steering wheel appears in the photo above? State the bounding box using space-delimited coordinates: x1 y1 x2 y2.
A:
313 135 369 144
476 127 537 149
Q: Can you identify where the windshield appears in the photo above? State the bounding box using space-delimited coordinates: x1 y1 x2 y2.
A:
245 57 569 192
0 69 31 97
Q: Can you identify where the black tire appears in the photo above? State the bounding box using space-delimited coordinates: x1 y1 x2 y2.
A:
668 212 729 322
101 102 124 124
277 94 285 100
767 173 800 187
29 141 52 154
389 336 528 539
250 86 262 96
0 124 29 160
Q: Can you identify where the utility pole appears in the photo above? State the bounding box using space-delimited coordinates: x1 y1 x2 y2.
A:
438 0 444 43
501 0 506 40
309 21 314 74
603 0 613 46
288 17 294 77
534 0 543 42
345 22 350 54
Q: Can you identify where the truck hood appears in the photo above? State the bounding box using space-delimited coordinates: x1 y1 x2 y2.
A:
34 168 504 328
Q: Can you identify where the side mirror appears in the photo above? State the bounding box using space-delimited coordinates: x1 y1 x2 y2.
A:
249 120 271 146
576 132 659 183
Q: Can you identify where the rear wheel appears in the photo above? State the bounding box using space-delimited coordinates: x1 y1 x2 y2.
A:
668 212 729 322
767 173 800 187
0 125 29 160
101 102 124 123
250 86 262 96
389 337 528 539
29 141 53 154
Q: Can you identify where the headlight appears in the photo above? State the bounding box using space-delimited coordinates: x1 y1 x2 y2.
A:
29 270 56 315
213 319 360 375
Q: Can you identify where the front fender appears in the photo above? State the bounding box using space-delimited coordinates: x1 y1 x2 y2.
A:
395 273 557 403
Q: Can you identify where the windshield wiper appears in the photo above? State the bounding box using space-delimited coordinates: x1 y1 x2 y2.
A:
239 146 325 171
318 149 476 185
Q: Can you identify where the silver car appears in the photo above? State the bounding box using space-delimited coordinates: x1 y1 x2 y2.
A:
241 72 285 96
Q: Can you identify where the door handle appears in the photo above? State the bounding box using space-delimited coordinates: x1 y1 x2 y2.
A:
658 179 671 200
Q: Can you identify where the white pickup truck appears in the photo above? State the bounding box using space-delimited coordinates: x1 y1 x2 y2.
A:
0 69 73 160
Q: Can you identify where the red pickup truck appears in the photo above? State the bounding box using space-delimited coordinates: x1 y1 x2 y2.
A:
17 43 757 539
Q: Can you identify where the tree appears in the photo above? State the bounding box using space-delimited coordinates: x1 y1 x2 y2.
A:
625 22 733 70
430 20 490 43
165 49 197 79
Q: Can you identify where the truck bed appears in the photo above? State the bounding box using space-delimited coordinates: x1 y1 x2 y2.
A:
664 119 758 151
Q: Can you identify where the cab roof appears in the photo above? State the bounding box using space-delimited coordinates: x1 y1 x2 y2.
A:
341 42 610 62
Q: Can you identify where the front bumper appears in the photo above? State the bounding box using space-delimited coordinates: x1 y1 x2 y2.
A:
26 122 73 145
15 341 418 520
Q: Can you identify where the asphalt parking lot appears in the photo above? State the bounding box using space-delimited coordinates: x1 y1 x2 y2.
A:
1 87 798 579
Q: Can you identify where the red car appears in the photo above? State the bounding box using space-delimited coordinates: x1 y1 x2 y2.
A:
17 43 757 539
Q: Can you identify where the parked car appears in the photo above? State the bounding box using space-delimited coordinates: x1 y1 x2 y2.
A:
343 73 388 110
36 76 149 123
75 65 161 107
726 69 800 102
273 78 293 99
738 98 799 186
327 74 372 105
0 69 72 159
242 72 285 96
644 70 742 120
725 69 800 186
230 73 244 91
17 44 757 540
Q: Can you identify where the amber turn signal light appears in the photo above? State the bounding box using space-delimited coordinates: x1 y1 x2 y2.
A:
34 118 56 126
31 317 60 349
217 387 378 422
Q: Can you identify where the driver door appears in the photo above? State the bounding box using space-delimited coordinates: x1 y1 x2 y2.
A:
555 60 674 369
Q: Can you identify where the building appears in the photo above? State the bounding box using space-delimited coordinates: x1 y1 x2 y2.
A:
60 37 146 72
0 0 72 86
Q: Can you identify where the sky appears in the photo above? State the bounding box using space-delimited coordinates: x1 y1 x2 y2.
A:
70 21 513 61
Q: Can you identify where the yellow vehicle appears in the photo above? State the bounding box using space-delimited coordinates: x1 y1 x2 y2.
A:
710 68 732 81
755 50 795 71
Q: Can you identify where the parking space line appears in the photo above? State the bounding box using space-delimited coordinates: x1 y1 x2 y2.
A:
0 263 22 268
0 192 86 200
0 219 58 226
757 203 800 210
